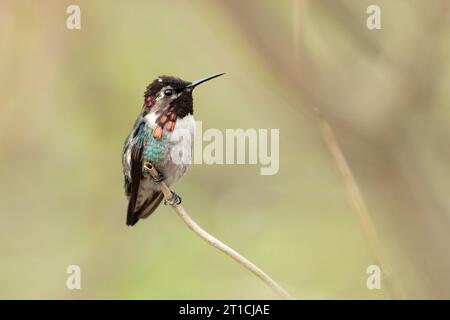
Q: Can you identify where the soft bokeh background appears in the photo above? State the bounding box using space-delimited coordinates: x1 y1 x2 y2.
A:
1 0 450 299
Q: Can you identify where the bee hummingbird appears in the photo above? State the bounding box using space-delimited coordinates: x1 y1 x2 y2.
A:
122 73 225 226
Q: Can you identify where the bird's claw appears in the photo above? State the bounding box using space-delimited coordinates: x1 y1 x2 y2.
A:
142 164 165 184
165 191 182 206
152 172 165 184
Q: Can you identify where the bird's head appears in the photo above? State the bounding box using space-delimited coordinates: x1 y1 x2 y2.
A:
142 73 225 118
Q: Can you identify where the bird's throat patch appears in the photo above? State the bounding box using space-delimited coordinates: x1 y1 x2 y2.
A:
152 110 177 139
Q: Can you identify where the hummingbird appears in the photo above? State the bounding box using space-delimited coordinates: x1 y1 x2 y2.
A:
122 73 225 226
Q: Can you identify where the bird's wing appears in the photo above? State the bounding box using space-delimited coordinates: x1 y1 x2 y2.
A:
126 119 147 226
136 191 164 220
122 136 133 198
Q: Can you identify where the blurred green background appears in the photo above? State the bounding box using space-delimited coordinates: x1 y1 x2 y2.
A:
1 0 450 299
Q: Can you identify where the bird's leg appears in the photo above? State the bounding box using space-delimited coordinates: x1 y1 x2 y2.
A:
164 191 182 206
143 162 165 184
143 162 182 205
152 172 165 184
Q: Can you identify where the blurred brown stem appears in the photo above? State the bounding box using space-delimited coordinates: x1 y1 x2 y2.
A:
293 0 307 61
289 0 407 299
143 162 294 300
314 110 406 299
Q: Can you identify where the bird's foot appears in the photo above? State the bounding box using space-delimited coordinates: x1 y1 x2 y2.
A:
152 172 165 184
164 191 182 206
142 163 165 184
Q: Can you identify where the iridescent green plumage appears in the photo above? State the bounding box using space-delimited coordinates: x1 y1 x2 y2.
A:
143 132 168 164
125 120 169 163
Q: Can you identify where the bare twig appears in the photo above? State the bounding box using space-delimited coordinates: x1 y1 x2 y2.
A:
293 0 307 62
143 162 295 300
290 0 406 299
314 110 407 299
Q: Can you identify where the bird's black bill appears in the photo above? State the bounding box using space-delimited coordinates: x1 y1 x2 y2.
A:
185 73 225 89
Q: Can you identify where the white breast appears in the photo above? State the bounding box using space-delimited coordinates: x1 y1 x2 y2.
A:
168 114 196 165
173 114 196 137
163 114 196 185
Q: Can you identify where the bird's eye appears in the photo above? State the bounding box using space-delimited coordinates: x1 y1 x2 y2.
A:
164 89 173 97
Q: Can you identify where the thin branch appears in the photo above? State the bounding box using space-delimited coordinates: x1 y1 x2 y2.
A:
290 0 406 299
293 0 307 62
143 162 295 300
314 110 407 299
